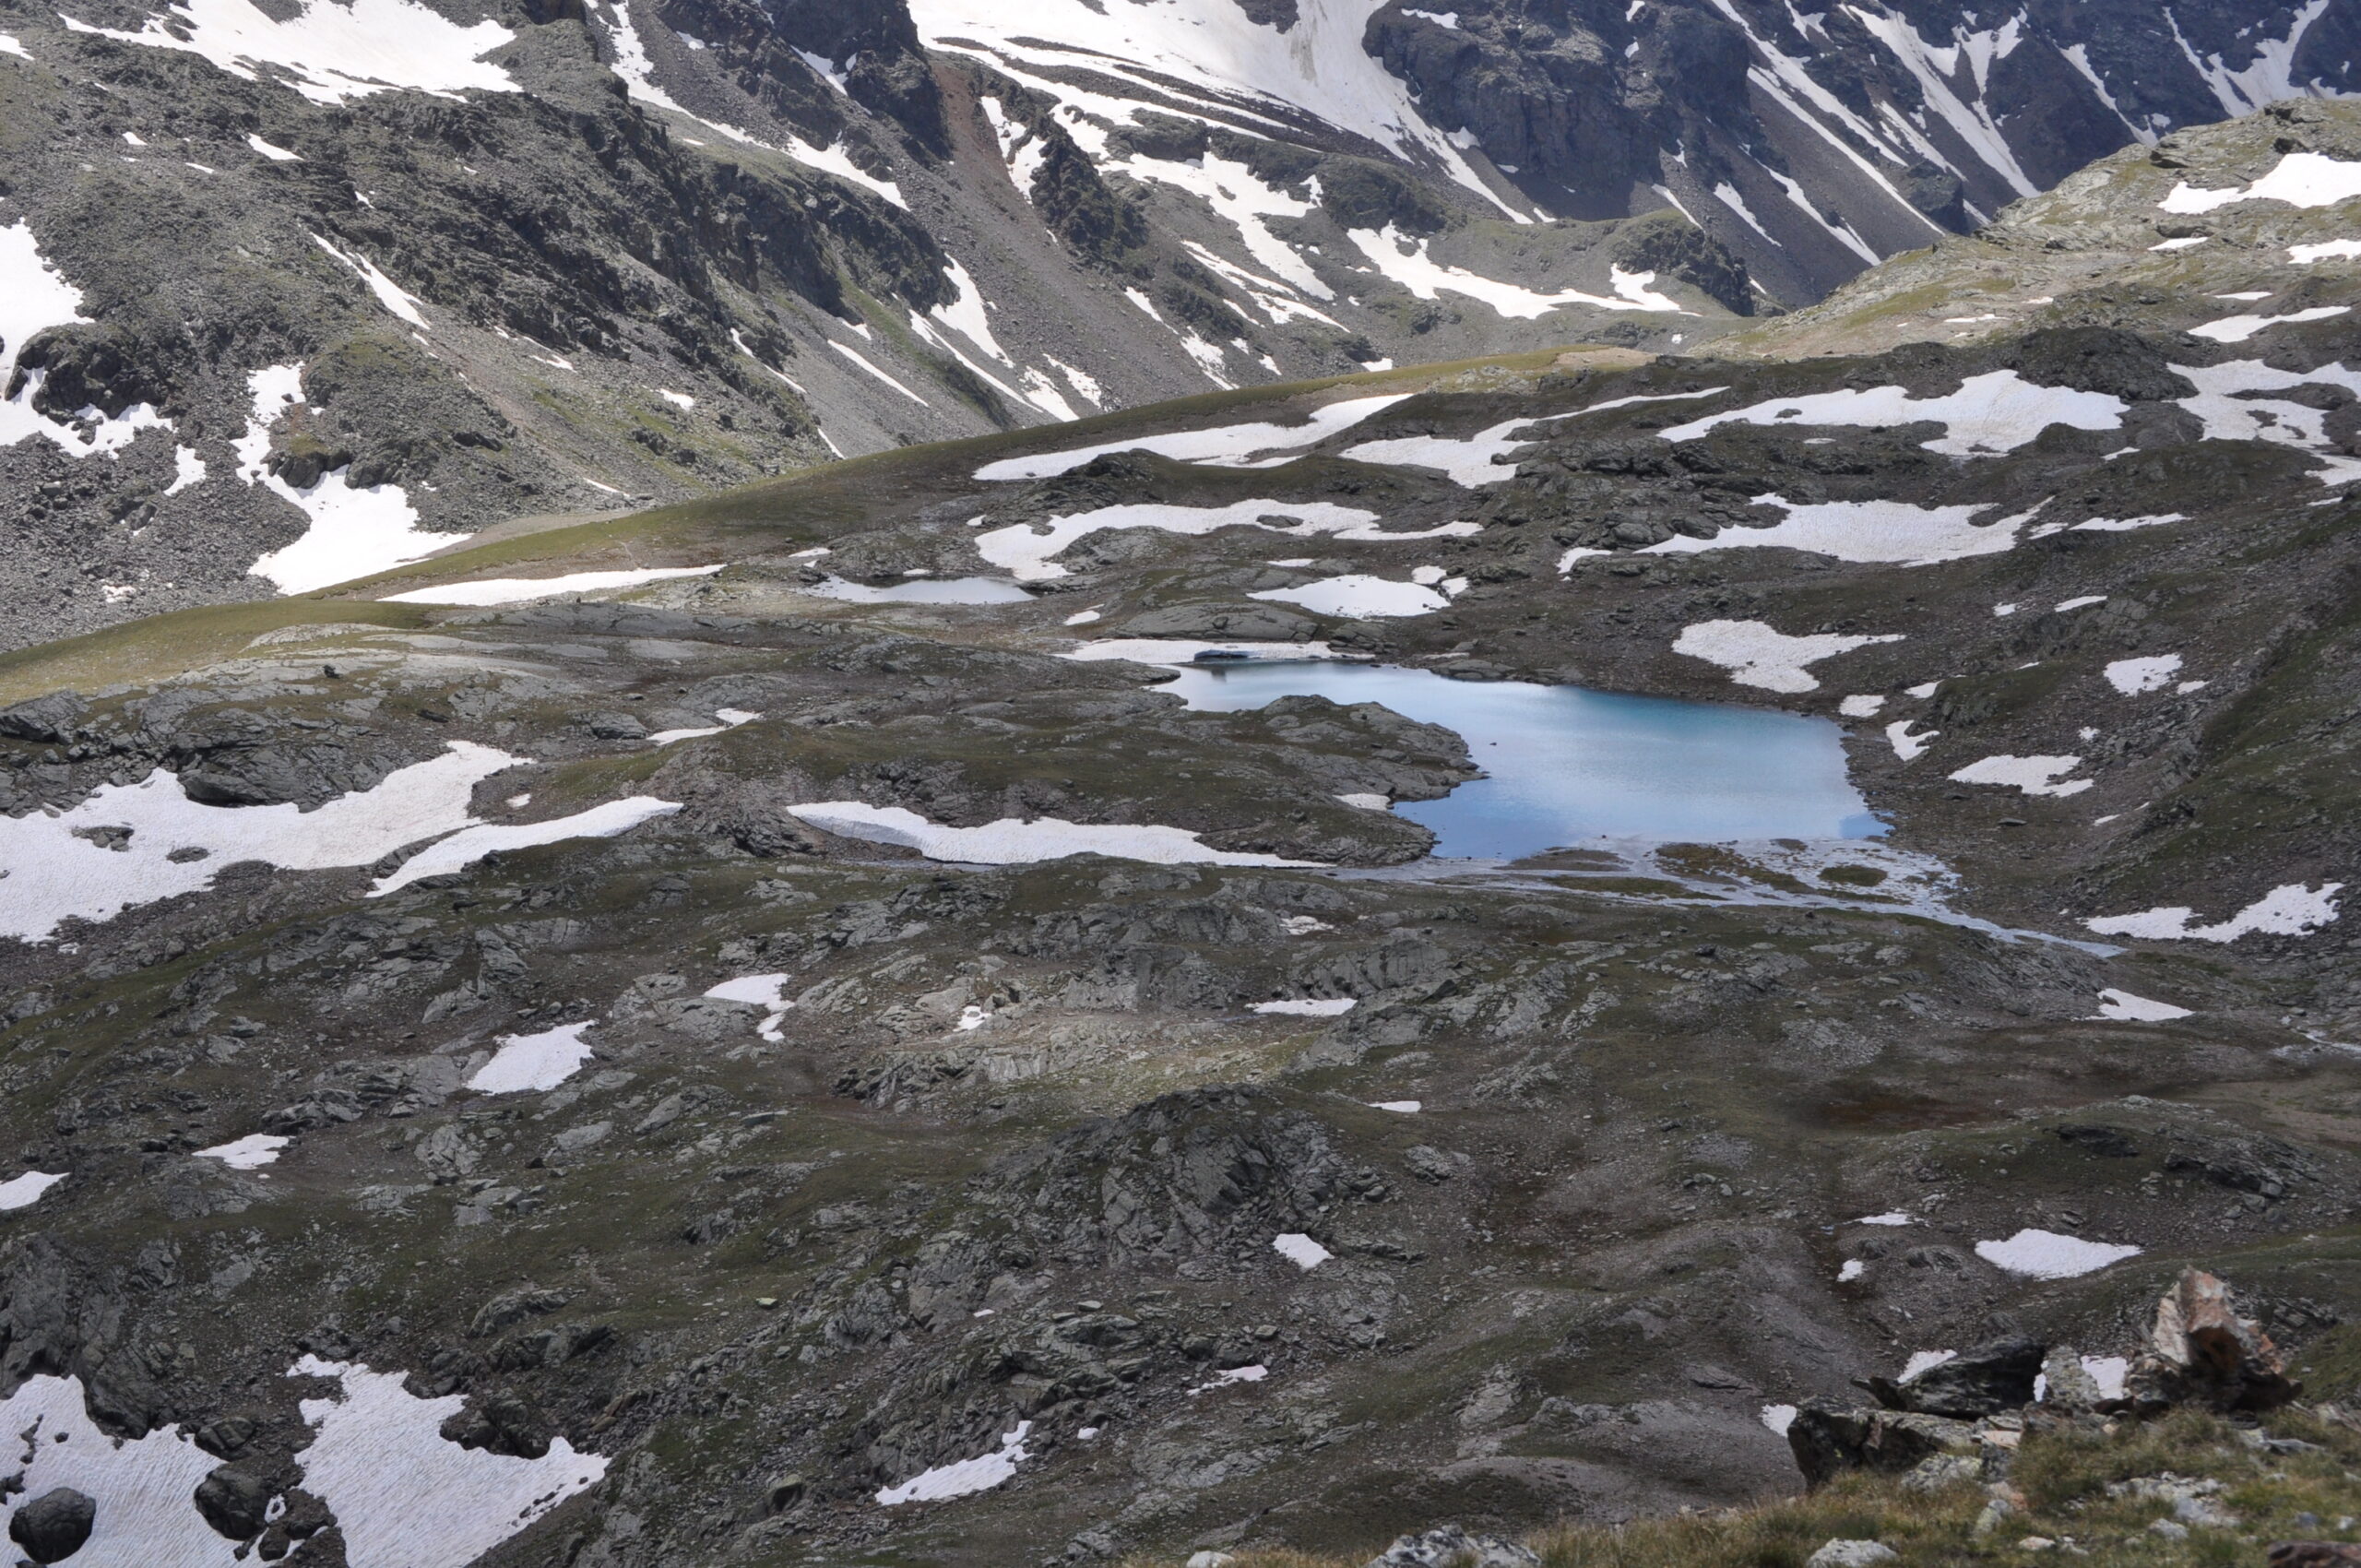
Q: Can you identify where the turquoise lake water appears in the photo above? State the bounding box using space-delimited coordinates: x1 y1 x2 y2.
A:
1157 660 1884 859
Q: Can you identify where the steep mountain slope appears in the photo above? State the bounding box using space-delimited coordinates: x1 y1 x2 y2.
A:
0 101 2359 1568
0 0 2352 654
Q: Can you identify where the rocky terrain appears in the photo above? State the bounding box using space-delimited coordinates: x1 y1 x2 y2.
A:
1 92 2361 1568
1 0 2356 649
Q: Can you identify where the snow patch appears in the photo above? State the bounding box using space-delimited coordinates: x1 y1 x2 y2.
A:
369 796 682 897
876 1423 1031 1505
977 497 1472 582
704 973 792 1040
1635 494 2035 565
1672 619 1904 694
976 393 1409 480
2094 988 2192 1022
785 802 1323 867
908 0 1525 219
1251 998 1357 1016
1886 719 1939 761
1347 225 1684 318
381 565 722 604
2161 148 2361 214
2189 305 2348 342
1974 1229 2142 1279
310 232 428 327
467 1022 597 1094
1251 574 1450 618
0 220 175 459
231 363 440 593
291 1356 606 1566
196 1133 290 1169
1946 754 2091 797
2087 882 2342 942
1272 1232 1333 1269
0 741 522 940
1839 695 1886 718
0 1170 67 1210
1657 370 2125 457
2105 654 2183 695
646 707 760 745
58 0 518 104
0 1375 234 1563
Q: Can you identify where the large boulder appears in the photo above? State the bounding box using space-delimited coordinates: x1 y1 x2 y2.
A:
1786 1399 1980 1488
9 1487 96 1563
193 1467 272 1540
1863 1336 2046 1418
1360 1525 1539 1568
2125 1268 2298 1412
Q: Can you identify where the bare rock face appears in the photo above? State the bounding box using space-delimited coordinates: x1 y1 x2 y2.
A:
2126 1267 2301 1413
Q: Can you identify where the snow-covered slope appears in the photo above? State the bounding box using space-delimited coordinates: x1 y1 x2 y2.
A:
0 0 2350 648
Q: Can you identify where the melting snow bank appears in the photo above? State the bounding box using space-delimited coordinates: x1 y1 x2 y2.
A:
196 1133 290 1169
0 220 174 459
2086 882 2343 943
973 394 1411 481
1252 998 1357 1016
1345 390 1725 488
706 973 793 1040
0 1375 236 1564
1672 619 1904 693
976 497 1476 581
1974 1229 2142 1279
2094 989 2192 1022
647 707 760 745
1251 573 1453 617
2160 149 2361 214
1345 226 1687 317
876 1423 1031 1505
468 1022 598 1094
382 565 723 604
232 364 445 593
1273 1233 1333 1268
1947 754 2093 797
1655 369 2125 457
0 741 514 940
291 1357 606 1567
0 741 683 936
785 802 1323 868
369 797 682 897
57 0 517 103
1189 1363 1270 1395
1574 495 2037 569
0 1170 67 1209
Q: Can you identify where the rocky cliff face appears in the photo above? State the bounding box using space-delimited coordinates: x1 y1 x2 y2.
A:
0 100 2359 1568
0 0 2350 650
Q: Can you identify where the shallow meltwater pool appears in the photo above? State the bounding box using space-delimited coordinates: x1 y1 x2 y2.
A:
1158 660 1884 859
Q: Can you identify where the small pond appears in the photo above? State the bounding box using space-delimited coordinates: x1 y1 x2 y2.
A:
1157 660 1884 859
